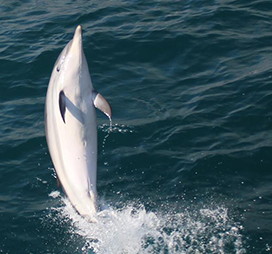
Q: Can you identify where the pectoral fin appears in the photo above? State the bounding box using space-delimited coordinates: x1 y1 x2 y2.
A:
93 91 112 119
59 90 66 123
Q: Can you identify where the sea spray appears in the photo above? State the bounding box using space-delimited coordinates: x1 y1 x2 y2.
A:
47 192 245 254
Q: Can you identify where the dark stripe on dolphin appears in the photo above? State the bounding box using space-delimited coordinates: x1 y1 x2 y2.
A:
59 90 66 123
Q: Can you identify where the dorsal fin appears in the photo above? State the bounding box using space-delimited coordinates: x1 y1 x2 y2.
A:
59 90 66 123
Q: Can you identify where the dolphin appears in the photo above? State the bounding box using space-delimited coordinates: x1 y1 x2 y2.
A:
45 25 111 221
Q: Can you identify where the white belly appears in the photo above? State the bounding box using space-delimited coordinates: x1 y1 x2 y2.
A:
45 82 98 219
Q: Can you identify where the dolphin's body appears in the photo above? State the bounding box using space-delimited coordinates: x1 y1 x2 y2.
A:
45 25 111 220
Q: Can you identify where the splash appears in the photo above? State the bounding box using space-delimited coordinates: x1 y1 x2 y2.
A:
99 123 135 134
99 122 135 157
47 192 245 254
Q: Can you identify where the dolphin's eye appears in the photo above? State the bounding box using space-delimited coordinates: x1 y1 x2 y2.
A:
55 55 66 72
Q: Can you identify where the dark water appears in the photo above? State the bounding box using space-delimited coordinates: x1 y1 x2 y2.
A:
1 0 272 253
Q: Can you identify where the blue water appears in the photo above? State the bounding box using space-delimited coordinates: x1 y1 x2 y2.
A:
1 0 272 253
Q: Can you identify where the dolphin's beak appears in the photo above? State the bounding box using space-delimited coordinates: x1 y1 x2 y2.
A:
70 25 83 54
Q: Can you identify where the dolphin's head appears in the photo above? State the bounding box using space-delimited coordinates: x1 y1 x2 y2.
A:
52 25 91 90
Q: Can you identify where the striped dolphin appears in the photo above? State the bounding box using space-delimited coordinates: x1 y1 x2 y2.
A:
45 25 111 221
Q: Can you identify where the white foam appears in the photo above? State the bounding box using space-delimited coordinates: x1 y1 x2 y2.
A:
48 190 60 198
47 195 246 254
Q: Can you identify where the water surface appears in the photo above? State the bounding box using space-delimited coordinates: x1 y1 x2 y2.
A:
1 0 272 253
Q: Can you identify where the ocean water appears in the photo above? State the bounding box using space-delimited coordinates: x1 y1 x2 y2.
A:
0 0 272 253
